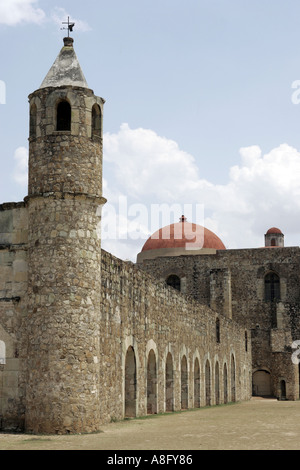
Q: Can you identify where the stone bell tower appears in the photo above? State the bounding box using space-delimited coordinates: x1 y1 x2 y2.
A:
25 36 106 434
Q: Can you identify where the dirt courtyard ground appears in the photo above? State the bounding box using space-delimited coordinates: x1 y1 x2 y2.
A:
1 398 300 451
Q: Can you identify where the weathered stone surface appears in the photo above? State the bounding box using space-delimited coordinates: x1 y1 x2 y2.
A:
140 246 300 400
0 36 296 436
40 37 89 89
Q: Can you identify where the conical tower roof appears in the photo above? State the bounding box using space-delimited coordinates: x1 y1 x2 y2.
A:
40 37 89 89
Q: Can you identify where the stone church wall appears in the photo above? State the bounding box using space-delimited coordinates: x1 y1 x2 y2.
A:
140 246 300 399
99 250 252 424
0 203 28 430
0 204 252 431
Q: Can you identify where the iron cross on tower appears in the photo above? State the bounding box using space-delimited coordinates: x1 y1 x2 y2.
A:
61 16 75 37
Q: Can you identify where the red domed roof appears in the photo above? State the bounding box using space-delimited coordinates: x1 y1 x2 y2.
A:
266 227 282 234
142 216 226 252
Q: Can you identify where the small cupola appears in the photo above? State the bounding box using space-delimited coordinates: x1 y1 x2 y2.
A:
264 227 284 247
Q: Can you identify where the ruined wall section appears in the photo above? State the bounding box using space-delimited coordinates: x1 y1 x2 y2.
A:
140 247 300 399
0 203 28 430
221 248 300 332
100 250 252 424
140 247 300 334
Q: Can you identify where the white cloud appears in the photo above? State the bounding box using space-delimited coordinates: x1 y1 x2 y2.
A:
51 7 91 33
13 146 28 186
103 124 300 259
11 126 300 262
0 0 45 26
0 3 91 31
104 123 200 200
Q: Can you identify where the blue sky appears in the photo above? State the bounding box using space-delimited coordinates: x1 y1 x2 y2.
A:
1 0 300 260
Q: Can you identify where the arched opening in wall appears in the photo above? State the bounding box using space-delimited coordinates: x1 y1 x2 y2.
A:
215 362 220 405
181 355 188 409
166 275 181 291
271 238 276 247
92 103 101 138
165 353 174 412
194 358 200 408
223 363 228 404
245 331 248 352
216 318 220 343
0 340 6 365
231 355 236 402
252 369 271 397
205 360 211 406
265 272 280 302
56 100 71 131
30 104 37 138
147 349 157 414
280 380 286 400
125 346 137 417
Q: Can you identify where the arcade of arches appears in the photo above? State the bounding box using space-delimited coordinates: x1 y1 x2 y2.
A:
124 345 239 417
124 344 292 419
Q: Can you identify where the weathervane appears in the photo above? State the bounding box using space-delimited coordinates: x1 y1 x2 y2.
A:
61 16 75 37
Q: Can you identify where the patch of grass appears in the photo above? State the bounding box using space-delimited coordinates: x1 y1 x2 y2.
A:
110 416 120 423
